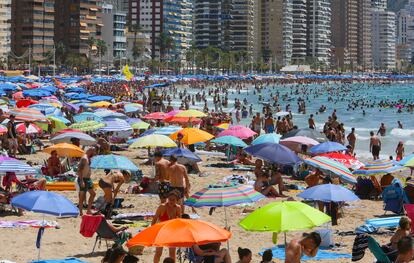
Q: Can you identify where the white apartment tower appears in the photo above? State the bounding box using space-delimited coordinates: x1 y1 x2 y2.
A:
0 0 11 60
371 10 396 69
102 3 127 61
292 0 307 63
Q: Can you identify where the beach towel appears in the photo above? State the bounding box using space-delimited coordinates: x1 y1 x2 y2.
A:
365 216 401 228
352 234 369 261
0 220 58 228
259 247 351 261
80 215 103 238
112 212 155 220
31 258 88 263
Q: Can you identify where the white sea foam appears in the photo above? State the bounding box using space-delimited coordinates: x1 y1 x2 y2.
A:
390 128 414 137
405 140 414 146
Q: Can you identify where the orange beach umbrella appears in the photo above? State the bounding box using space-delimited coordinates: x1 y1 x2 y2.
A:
126 219 231 248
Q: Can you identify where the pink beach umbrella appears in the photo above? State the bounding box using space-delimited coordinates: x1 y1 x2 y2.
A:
217 125 256 139
280 136 319 152
16 123 42 134
143 112 166 120
165 109 181 117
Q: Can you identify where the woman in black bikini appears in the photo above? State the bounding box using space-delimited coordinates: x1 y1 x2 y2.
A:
99 170 131 207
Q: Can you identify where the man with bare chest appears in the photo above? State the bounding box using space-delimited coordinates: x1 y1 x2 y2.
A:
154 151 171 203
167 155 190 212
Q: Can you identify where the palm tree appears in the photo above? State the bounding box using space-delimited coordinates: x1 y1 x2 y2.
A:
130 24 145 71
87 37 97 73
157 32 174 62
95 40 107 75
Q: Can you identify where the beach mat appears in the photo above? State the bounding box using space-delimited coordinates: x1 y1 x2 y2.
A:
365 216 401 228
31 258 89 263
259 247 351 261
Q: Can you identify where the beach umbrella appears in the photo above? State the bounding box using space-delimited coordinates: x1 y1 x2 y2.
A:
215 123 230 130
35 116 68 133
0 156 37 176
353 159 406 176
170 128 214 145
164 116 202 124
303 156 357 184
297 184 360 203
165 109 181 117
217 125 257 139
7 108 48 122
139 128 157 137
403 156 414 167
16 123 42 134
309 142 347 155
244 143 301 165
281 128 328 143
211 135 248 147
162 147 202 162
185 184 265 208
319 152 364 170
88 101 112 108
126 219 231 248
143 112 166 120
50 131 96 146
0 124 6 134
69 121 105 132
129 134 177 148
124 103 143 113
12 91 24 100
73 112 103 122
252 133 282 145
175 109 207 118
43 143 85 158
100 119 132 132
94 109 127 120
11 191 79 260
27 103 58 116
153 125 182 135
131 121 150 130
239 201 331 233
279 136 319 152
91 154 139 171
399 153 414 166
16 99 39 108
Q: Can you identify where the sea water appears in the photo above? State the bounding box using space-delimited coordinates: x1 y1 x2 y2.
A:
172 82 414 161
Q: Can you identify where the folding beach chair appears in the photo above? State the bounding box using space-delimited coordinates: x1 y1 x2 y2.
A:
404 204 414 233
367 236 391 263
92 218 119 253
382 179 408 214
177 247 198 263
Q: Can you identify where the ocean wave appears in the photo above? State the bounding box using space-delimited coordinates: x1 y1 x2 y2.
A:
405 140 414 146
356 135 370 141
390 128 414 137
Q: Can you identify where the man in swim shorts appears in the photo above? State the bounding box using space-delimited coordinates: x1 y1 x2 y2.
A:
154 151 171 203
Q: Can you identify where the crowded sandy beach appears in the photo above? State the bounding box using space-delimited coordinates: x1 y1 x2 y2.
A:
1 74 414 263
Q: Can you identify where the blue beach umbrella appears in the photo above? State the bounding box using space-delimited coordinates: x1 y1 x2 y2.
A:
304 156 357 184
252 133 281 145
298 184 359 202
244 143 300 165
74 112 103 122
162 147 202 162
100 119 132 132
91 154 139 171
154 126 182 136
309 142 347 155
11 191 79 260
0 83 18 91
353 159 406 176
211 135 248 147
399 153 414 166
0 156 37 176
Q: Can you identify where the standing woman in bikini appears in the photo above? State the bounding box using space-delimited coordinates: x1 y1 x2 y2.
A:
99 170 131 217
152 191 182 263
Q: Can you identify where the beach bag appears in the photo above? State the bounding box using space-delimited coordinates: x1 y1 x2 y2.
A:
80 214 104 237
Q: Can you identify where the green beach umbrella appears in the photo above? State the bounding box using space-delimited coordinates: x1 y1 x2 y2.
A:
239 201 331 233
69 121 105 132
131 121 150 130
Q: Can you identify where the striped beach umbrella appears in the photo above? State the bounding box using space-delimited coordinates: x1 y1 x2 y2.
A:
16 123 42 134
8 108 48 122
0 157 37 176
153 126 182 135
303 156 357 184
100 119 132 132
184 184 265 207
353 159 406 176
69 121 105 132
143 112 166 120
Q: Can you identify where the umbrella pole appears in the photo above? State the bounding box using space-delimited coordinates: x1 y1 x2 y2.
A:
284 232 287 247
224 207 230 250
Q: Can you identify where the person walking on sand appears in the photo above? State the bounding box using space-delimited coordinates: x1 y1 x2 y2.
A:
285 232 321 263
167 155 191 213
154 151 171 203
370 131 381 160
77 147 97 216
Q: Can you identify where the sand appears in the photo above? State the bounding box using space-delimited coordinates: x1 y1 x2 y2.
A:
0 149 394 263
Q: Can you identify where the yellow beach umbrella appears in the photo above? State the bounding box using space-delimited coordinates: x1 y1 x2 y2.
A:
43 143 85 158
175 109 207 118
129 134 177 149
131 121 150 130
88 101 112 108
170 127 214 145
215 123 230 129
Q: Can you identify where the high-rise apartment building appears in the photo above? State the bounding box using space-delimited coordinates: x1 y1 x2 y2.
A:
102 3 127 61
230 0 255 60
128 0 193 61
254 0 293 66
396 8 412 62
54 0 103 57
306 0 331 65
0 0 11 60
357 0 372 69
371 9 396 69
11 0 55 61
371 0 387 9
291 0 307 63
